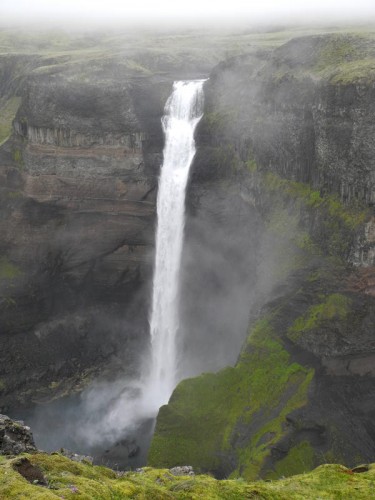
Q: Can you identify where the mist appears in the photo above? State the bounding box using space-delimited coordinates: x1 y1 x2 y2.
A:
1 0 375 29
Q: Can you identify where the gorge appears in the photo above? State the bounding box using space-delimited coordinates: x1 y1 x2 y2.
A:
1 24 375 498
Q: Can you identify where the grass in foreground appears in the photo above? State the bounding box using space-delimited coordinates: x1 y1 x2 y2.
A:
1 453 375 499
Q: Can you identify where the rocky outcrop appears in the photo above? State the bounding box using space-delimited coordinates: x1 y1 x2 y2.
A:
0 414 36 455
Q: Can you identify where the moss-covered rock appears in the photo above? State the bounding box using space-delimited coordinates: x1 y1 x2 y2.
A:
0 96 21 146
1 452 375 499
149 316 314 480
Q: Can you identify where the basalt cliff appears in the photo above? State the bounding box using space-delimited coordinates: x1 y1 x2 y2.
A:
0 46 174 410
149 34 375 479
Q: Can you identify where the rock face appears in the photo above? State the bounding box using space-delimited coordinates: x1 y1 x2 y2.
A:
0 52 175 410
0 414 36 455
150 34 375 479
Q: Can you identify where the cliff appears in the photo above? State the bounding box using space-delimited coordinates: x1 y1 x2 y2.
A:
0 27 278 414
0 44 180 411
149 34 375 479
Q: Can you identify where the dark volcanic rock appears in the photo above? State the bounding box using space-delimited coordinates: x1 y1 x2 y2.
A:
0 414 36 455
196 35 375 205
151 34 375 480
0 55 171 409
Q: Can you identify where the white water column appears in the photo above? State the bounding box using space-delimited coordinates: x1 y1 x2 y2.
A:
148 79 206 406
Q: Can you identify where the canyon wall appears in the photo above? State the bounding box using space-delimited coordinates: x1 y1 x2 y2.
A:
150 34 375 479
0 54 174 411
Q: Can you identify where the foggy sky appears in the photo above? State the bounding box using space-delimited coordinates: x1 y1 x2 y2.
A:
1 0 375 27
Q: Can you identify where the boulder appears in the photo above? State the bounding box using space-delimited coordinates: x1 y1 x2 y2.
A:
0 414 36 455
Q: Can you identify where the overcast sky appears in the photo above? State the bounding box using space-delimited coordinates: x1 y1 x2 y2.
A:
1 0 375 27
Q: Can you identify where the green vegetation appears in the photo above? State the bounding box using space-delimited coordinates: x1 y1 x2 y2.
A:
314 35 361 72
12 147 23 166
331 58 375 84
0 256 21 280
1 27 374 89
267 441 315 479
267 33 375 84
7 190 22 198
149 318 314 480
1 453 375 499
288 294 351 342
0 96 21 145
312 35 375 84
200 111 231 137
263 173 367 231
259 171 368 259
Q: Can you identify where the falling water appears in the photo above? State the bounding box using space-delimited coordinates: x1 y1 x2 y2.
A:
46 80 207 457
148 79 206 406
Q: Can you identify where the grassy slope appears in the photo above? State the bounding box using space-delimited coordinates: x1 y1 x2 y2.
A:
0 96 21 145
270 32 375 83
1 453 375 499
1 25 375 77
149 318 314 479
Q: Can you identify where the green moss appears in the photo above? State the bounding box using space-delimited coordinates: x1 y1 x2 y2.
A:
48 381 60 390
0 96 21 146
311 35 375 84
149 318 314 480
1 452 375 499
246 158 257 173
123 58 152 75
288 293 351 342
12 147 24 166
266 441 315 479
314 36 360 72
263 172 367 230
331 58 375 84
260 172 367 259
201 111 229 134
0 256 21 280
7 190 22 199
0 379 5 392
266 210 299 234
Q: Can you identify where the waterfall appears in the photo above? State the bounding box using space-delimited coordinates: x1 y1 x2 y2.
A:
147 79 206 407
64 80 206 454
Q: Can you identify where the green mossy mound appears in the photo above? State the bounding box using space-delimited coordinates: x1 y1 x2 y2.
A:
149 318 314 480
1 453 375 499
